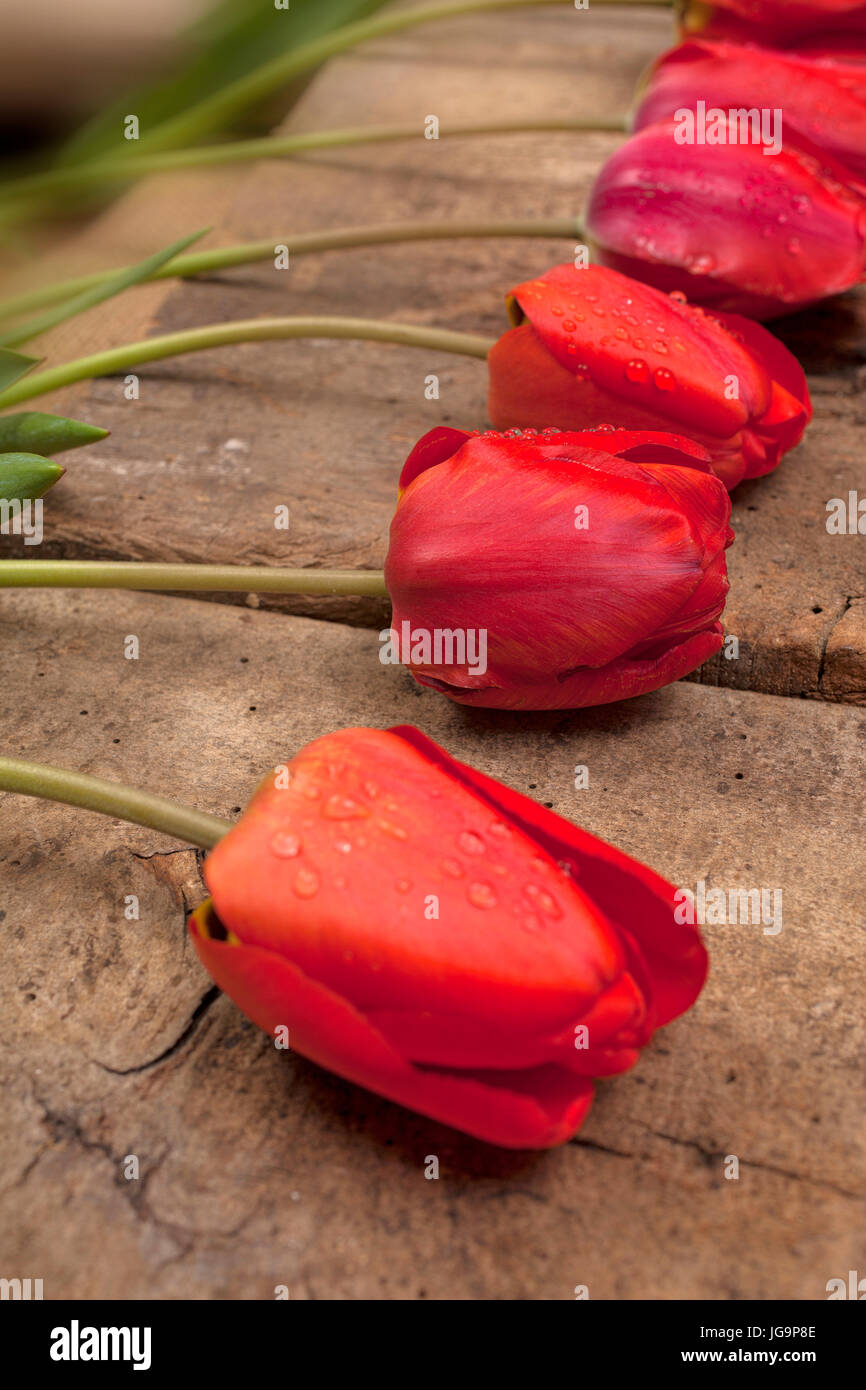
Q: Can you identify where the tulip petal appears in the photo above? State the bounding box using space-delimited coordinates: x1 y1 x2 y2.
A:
588 121 866 318
202 728 627 1039
398 426 471 491
389 727 708 1026
635 38 866 181
387 434 724 684
190 905 594 1149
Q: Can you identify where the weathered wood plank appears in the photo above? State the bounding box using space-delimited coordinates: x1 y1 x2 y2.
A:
0 587 863 1298
3 3 862 701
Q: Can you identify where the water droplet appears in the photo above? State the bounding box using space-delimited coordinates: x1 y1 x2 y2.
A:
652 339 669 354
442 858 465 878
625 359 649 384
363 781 378 798
523 883 562 917
335 840 352 854
653 367 676 392
562 318 576 331
489 820 510 837
378 819 407 840
468 881 497 909
669 290 687 303
522 914 541 932
574 363 592 380
786 237 801 255
458 830 485 855
270 831 302 858
551 305 564 316
323 793 369 820
792 194 811 214
293 868 319 898
302 785 321 800
614 327 628 340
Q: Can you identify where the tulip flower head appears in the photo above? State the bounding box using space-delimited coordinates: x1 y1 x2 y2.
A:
487 264 811 487
587 121 866 319
677 0 866 43
634 39 866 183
385 425 733 709
189 726 708 1148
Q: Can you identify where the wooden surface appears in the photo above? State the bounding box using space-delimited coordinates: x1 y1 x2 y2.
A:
0 1 864 1300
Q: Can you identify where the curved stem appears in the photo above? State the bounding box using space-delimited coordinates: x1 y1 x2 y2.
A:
125 0 659 154
0 217 582 324
0 756 232 848
0 562 389 596
0 317 493 409
0 118 624 208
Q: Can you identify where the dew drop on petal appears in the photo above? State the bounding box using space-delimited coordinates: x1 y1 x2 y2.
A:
458 830 485 855
378 819 408 841
270 832 302 858
323 793 370 820
293 868 320 898
442 858 465 878
523 883 562 917
653 367 676 392
624 358 649 384
467 881 497 909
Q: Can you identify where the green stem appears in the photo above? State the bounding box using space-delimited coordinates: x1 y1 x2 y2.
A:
0 562 389 596
0 756 231 849
124 0 660 154
0 217 581 324
0 317 493 409
0 118 623 208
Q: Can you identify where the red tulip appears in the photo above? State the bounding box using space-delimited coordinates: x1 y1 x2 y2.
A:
384 425 733 709
679 0 866 44
487 263 811 487
634 39 866 182
189 726 708 1148
586 121 866 318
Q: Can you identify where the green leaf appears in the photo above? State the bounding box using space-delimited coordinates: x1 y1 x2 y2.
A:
0 452 64 502
0 348 40 393
0 229 209 349
0 411 108 456
52 0 393 165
